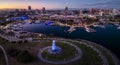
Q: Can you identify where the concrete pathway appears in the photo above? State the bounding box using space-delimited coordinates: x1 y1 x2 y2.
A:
38 41 82 64
0 45 9 65
47 38 109 65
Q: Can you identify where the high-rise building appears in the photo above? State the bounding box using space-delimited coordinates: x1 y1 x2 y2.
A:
79 10 83 15
89 8 95 14
28 6 32 11
65 7 68 11
99 9 104 16
83 9 88 14
35 9 40 14
15 9 19 12
41 7 46 14
113 9 118 15
64 7 69 15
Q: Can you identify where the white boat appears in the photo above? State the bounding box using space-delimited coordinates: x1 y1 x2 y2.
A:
19 25 23 28
114 23 120 26
13 24 18 27
26 20 32 24
93 24 99 27
93 24 105 28
68 26 76 33
21 21 25 24
12 27 22 30
117 27 120 29
35 20 40 24
85 26 96 33
17 23 23 28
50 23 59 26
85 27 90 32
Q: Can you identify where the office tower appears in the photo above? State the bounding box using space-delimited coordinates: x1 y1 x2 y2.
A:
28 6 32 11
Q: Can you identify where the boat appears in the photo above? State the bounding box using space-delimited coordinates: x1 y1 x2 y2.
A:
27 20 32 24
93 23 105 28
50 22 59 26
117 26 120 29
93 24 99 27
113 23 120 26
68 26 76 33
12 24 18 27
21 21 26 24
35 20 40 24
85 26 96 33
19 25 23 28
12 27 22 30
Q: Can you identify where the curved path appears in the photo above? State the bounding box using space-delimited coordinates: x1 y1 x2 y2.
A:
38 41 82 64
47 38 109 65
70 40 109 65
0 45 9 65
80 40 120 65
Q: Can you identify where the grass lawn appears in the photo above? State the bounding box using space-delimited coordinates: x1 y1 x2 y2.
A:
64 42 103 65
94 45 115 65
0 38 115 65
41 42 77 61
67 40 115 65
0 50 5 65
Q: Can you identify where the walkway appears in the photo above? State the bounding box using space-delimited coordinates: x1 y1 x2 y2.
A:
47 38 109 65
0 45 9 65
38 41 82 64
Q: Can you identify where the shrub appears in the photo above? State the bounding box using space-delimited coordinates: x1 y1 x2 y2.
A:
7 47 21 57
16 50 34 63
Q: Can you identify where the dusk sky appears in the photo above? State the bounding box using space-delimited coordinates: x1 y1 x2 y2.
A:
0 0 120 9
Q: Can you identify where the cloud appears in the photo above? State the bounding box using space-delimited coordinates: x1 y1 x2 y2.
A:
87 0 120 9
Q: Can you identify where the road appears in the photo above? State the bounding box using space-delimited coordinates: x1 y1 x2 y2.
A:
0 45 9 65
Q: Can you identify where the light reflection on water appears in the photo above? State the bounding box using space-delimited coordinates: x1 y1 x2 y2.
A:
22 22 120 58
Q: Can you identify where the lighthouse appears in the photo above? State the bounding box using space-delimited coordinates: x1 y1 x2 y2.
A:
49 40 61 54
52 40 57 51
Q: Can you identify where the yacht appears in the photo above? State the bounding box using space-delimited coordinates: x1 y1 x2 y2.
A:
19 25 23 28
85 26 96 33
117 26 120 29
18 23 23 28
35 20 40 24
93 24 99 27
27 20 32 24
93 23 105 28
68 26 76 33
50 22 59 26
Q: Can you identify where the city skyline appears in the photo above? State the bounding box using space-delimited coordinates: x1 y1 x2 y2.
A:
0 0 120 9
0 0 120 65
